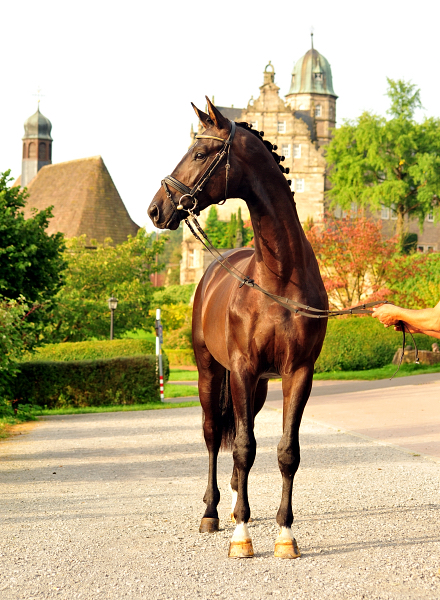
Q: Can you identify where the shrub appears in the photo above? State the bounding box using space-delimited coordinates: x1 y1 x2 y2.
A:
15 355 169 408
315 317 438 372
152 284 196 305
164 349 196 367
25 339 157 362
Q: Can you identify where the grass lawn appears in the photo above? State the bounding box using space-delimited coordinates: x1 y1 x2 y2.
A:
32 401 200 417
164 383 198 398
171 362 440 383
313 361 440 380
169 369 199 381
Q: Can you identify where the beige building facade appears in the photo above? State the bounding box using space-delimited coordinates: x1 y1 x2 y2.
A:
181 41 336 285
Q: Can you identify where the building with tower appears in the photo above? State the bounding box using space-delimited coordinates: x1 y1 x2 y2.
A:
21 106 53 188
181 39 336 284
16 105 139 245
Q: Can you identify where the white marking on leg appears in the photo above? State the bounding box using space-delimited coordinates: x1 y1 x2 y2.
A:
231 522 251 542
275 526 294 542
229 483 238 516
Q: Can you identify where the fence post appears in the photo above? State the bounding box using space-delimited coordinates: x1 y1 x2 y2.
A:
155 308 165 402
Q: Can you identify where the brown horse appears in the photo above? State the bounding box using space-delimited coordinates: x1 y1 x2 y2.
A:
148 98 328 559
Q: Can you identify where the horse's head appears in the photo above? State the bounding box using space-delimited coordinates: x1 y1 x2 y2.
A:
148 97 242 230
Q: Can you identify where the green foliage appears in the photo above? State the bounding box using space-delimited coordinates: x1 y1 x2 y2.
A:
0 171 66 341
25 338 157 362
204 206 252 248
159 304 193 349
0 296 30 415
14 355 169 408
315 317 438 372
157 225 183 285
152 284 196 306
164 349 196 366
49 229 165 342
326 79 440 244
387 252 440 309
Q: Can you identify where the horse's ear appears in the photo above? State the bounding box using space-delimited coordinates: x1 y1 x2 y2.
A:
205 96 229 130
191 103 211 128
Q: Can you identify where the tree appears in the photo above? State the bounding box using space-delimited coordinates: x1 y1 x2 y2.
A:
326 79 440 247
204 206 253 248
49 230 165 342
306 213 397 309
0 171 66 341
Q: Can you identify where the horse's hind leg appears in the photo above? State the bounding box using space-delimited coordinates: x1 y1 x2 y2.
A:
274 363 314 559
198 355 225 533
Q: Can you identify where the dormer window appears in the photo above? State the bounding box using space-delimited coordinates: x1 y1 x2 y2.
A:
315 105 322 117
314 72 323 81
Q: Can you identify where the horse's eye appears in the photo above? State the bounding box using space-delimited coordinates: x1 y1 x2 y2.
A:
195 152 206 160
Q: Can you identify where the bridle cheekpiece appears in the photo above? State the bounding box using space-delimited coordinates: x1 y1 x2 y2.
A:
161 121 236 215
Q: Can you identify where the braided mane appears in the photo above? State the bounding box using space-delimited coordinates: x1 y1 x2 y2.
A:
236 122 292 188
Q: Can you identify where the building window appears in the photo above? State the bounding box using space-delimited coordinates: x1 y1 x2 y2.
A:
330 106 334 119
381 206 389 220
390 203 398 220
281 144 290 158
417 245 424 253
315 105 322 117
314 72 323 81
277 121 286 133
427 211 434 222
295 178 305 193
188 249 197 268
427 246 435 253
250 121 258 130
38 142 46 160
28 142 36 158
293 144 301 158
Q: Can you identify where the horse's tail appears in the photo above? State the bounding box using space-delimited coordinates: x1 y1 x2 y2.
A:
220 369 236 450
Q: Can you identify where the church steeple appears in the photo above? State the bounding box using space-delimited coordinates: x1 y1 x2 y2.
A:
22 105 53 187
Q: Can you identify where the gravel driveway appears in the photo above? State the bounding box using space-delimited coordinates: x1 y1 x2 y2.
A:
1 405 439 599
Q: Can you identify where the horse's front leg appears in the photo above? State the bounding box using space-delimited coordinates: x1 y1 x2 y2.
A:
275 363 314 559
228 369 258 558
198 357 225 533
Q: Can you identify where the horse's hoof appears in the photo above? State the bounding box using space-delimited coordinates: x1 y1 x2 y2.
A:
274 538 301 559
199 517 219 533
228 539 254 558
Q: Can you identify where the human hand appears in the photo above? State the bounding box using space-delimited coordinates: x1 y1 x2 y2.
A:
371 303 401 327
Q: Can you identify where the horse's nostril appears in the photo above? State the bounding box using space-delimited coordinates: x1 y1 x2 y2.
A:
148 204 159 220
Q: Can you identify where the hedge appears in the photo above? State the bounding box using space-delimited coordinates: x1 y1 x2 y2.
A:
25 339 156 362
315 317 438 372
164 348 196 367
14 354 169 409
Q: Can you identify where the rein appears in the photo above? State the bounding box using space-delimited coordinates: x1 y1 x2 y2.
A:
160 120 419 376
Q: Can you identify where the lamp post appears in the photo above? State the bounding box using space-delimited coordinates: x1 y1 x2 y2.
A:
108 297 118 340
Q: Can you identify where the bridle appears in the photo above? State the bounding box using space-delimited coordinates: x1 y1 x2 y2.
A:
159 120 419 377
161 121 236 215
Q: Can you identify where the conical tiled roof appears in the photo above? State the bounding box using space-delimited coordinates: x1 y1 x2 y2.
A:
22 156 139 245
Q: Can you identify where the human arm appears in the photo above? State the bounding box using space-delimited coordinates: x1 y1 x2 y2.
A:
371 301 440 336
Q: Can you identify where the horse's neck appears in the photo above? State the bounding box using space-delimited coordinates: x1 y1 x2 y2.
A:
247 186 308 289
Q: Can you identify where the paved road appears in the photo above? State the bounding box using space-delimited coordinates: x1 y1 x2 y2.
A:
1 374 440 599
170 373 440 461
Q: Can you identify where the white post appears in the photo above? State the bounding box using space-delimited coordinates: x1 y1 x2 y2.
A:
156 308 165 402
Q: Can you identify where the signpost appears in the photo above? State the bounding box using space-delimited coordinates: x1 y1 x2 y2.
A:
155 308 164 402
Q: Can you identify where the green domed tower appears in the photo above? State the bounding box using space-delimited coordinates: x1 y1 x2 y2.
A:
21 105 53 187
285 35 337 147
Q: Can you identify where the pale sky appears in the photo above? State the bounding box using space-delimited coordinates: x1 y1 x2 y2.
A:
2 0 439 232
